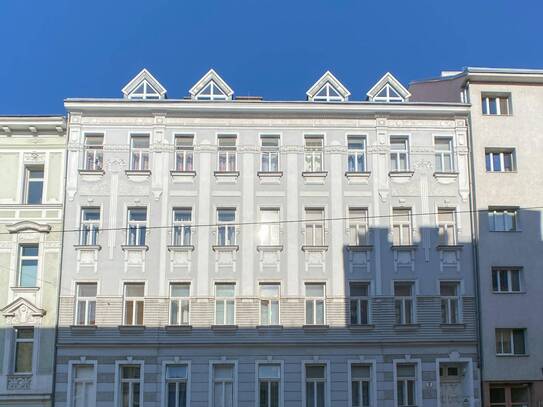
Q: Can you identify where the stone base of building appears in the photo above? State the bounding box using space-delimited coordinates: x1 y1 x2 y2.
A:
483 381 543 407
0 394 51 407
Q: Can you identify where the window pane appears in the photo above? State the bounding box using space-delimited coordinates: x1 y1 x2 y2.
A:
352 365 370 379
259 364 281 379
513 330 525 354
166 364 188 379
394 283 412 296
78 283 97 297
129 209 147 221
397 364 415 377
260 284 279 297
305 284 324 297
350 283 369 297
171 284 190 297
490 388 506 403
306 365 325 379
125 284 144 297
216 284 235 297
218 209 235 222
131 136 150 148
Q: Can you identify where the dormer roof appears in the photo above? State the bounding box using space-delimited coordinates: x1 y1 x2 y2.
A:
367 72 411 102
306 71 350 102
189 69 234 101
122 68 167 100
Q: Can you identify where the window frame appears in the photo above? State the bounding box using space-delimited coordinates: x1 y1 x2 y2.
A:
209 361 238 407
169 282 191 326
485 149 516 172
437 208 457 246
304 283 326 326
260 135 281 173
349 282 370 326
313 83 344 102
482 93 511 116
259 283 281 326
255 361 284 407
373 84 405 103
394 281 415 325
302 361 330 407
162 361 191 407
79 207 101 246
174 134 195 172
67 360 98 407
394 361 421 407
123 282 145 326
347 135 367 173
304 135 325 172
348 362 375 407
17 244 39 288
127 207 148 246
13 327 34 374
114 361 144 407
304 208 325 246
196 81 228 101
258 207 280 246
392 208 413 246
75 282 98 326
495 328 527 356
23 165 44 205
389 136 410 172
348 207 369 246
83 133 104 171
129 133 151 171
440 281 461 325
217 134 237 172
214 283 236 325
127 80 161 100
172 207 193 246
492 267 523 293
488 208 519 232
216 208 237 246
434 136 454 173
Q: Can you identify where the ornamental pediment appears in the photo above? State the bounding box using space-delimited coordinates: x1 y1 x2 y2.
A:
6 220 51 234
1 297 46 325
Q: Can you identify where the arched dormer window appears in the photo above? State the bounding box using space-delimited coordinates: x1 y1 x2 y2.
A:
121 69 167 100
366 72 410 103
307 71 350 102
189 69 233 101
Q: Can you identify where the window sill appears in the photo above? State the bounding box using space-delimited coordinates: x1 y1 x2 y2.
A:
211 324 238 331
10 286 40 293
212 245 239 252
121 245 149 251
125 170 151 177
170 170 196 183
495 354 529 358
74 244 102 251
118 325 145 333
257 171 283 177
436 244 463 251
485 170 517 174
214 171 239 183
393 323 420 331
349 324 375 331
167 245 195 252
440 323 466 330
492 291 526 295
70 324 97 332
165 325 192 332
301 245 328 252
256 245 283 252
302 171 327 184
345 171 371 184
391 245 417 250
433 171 459 178
347 245 373 252
78 169 105 176
303 324 329 331
389 170 414 178
256 325 283 331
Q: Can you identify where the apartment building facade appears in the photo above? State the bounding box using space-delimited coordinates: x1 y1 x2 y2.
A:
53 69 480 407
0 116 66 406
410 68 543 407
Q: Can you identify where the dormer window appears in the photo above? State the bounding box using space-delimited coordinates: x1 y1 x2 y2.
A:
307 71 350 102
121 68 167 100
189 69 234 101
373 83 404 102
313 83 343 102
366 72 410 103
128 80 161 100
195 81 227 101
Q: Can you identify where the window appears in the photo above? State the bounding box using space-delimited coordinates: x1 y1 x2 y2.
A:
351 364 371 407
313 83 343 102
392 209 412 246
128 80 160 100
75 283 97 326
437 208 456 245
123 283 144 326
212 364 235 407
350 282 369 325
24 166 44 204
18 244 38 287
174 136 194 172
258 364 281 407
482 94 511 115
374 84 404 103
259 208 280 246
165 364 188 407
260 283 280 326
495 328 526 355
172 208 192 246
394 282 414 325
305 364 326 407
14 328 33 373
83 134 104 171
488 208 518 232
485 149 515 172
396 364 416 407
348 208 368 246
492 268 523 293
217 208 236 246
71 364 96 407
434 137 454 172
440 282 460 324
119 365 142 407
80 207 100 245
390 137 409 171
196 81 227 101
305 283 325 325
130 135 150 171
127 208 147 246
170 283 190 325
490 385 530 407
347 136 366 173
305 208 325 246
304 136 324 172
217 135 237 172
215 283 235 325
261 135 280 172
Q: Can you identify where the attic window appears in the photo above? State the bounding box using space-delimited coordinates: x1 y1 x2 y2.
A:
373 84 404 103
128 81 161 100
196 81 227 101
313 83 344 102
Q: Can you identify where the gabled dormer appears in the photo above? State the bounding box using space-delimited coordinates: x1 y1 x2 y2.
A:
367 72 411 102
122 68 167 100
189 69 233 101
307 71 350 102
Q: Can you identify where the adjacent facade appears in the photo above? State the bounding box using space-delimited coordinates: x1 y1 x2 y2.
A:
0 116 66 406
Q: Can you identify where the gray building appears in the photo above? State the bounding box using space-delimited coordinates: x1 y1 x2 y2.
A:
54 69 479 407
410 68 543 407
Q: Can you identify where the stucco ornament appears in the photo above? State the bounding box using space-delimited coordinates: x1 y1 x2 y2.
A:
7 375 32 390
2 297 46 326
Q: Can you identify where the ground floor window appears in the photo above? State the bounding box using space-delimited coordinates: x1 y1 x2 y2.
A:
490 384 530 407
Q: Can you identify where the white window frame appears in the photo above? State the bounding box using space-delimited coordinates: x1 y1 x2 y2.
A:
13 327 34 374
302 360 330 407
390 137 410 172
129 134 150 171
434 137 454 173
492 268 523 293
488 208 518 232
196 81 228 101
485 149 515 172
259 283 280 326
169 282 191 326
79 207 100 246
67 360 98 407
349 282 370 326
83 133 104 171
217 208 237 246
75 282 97 326
214 283 236 325
437 208 457 246
255 360 284 407
482 94 511 115
174 135 195 172
217 135 237 172
18 244 39 288
172 208 192 246
373 84 405 103
348 361 376 407
123 283 145 326
393 360 422 407
114 360 144 407
394 281 414 325
304 136 324 172
304 208 325 246
128 80 161 100
347 135 367 173
440 281 460 325
304 283 326 325
127 207 148 246
260 135 280 172
392 208 413 246
209 361 238 407
23 165 44 204
313 83 344 102
348 208 369 246
258 207 280 246
495 328 526 356
161 361 191 407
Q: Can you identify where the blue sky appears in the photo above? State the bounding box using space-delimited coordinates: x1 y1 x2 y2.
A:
1 0 542 114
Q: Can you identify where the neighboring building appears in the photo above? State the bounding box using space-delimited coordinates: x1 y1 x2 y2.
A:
54 68 479 407
0 116 66 406
410 68 543 407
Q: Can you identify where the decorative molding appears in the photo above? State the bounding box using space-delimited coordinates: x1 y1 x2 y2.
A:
6 221 51 234
7 375 32 391
2 297 46 325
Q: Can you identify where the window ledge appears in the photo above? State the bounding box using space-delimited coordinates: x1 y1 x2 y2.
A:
125 170 151 177
211 324 238 331
10 286 40 293
391 245 417 250
345 171 371 184
302 171 328 184
118 325 145 333
121 245 149 251
433 171 459 178
347 245 373 252
485 170 518 174
496 354 529 358
74 244 101 251
301 245 328 252
436 244 463 250
492 291 526 295
389 170 414 178
70 324 97 332
393 323 420 331
214 171 239 177
78 169 105 176
256 325 283 331
167 245 195 252
257 171 283 178
303 324 329 331
170 170 196 183
212 245 239 252
440 323 466 330
165 325 192 332
349 324 375 331
257 245 284 252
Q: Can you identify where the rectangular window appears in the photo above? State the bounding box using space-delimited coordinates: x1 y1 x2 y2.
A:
80 207 100 245
305 364 326 407
119 365 142 407
84 134 104 171
394 282 414 325
492 268 523 293
305 208 325 246
351 364 371 407
130 134 150 171
495 328 526 355
75 283 97 326
172 208 192 246
488 208 518 232
123 283 144 325
485 149 515 172
440 282 460 324
347 136 366 173
71 364 96 407
348 208 368 246
165 364 188 407
170 283 190 325
217 208 236 246
490 385 530 407
304 136 324 172
215 283 235 325
18 244 38 287
14 328 33 373
437 208 456 245
217 135 237 172
434 137 454 172
261 135 280 172
24 166 44 204
350 282 369 325
174 135 194 172
392 209 412 246
127 208 147 246
305 283 325 325
212 364 235 407
260 283 280 326
396 364 416 407
482 94 511 115
390 137 409 171
259 208 280 246
258 364 281 407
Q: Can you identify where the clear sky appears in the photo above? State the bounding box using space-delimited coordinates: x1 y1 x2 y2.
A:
1 0 542 114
